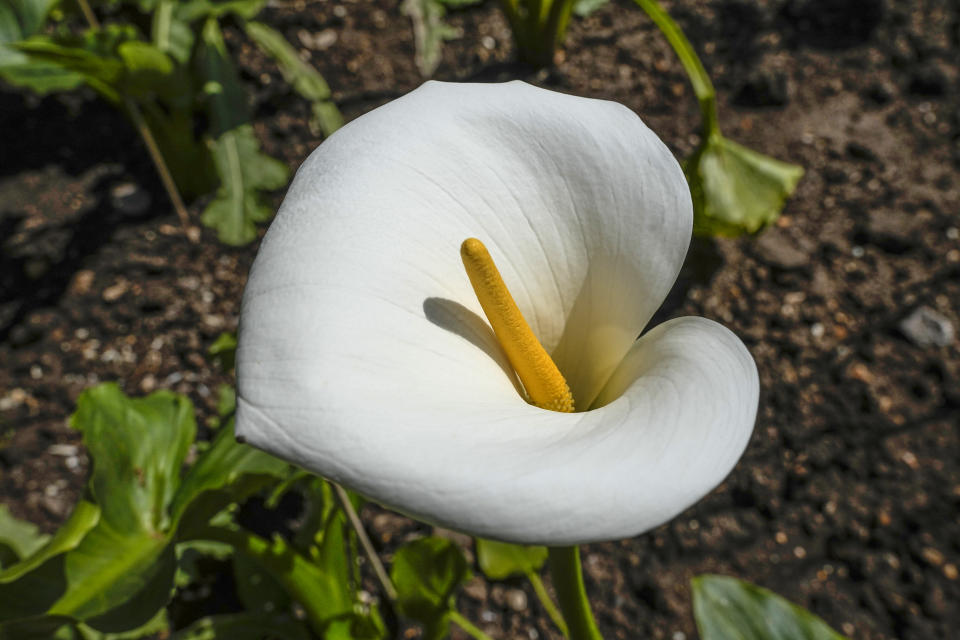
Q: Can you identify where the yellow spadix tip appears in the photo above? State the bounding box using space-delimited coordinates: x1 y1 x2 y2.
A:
460 238 575 413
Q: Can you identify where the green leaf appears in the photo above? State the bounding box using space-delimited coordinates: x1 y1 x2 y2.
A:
34 384 196 626
573 0 608 17
401 0 458 77
171 418 288 532
116 40 174 98
198 18 288 244
152 0 194 63
12 37 124 101
692 575 848 640
435 0 483 8
208 332 237 373
391 537 470 640
140 100 218 200
0 385 194 631
243 21 343 137
0 505 48 568
198 17 247 134
174 539 233 589
176 0 267 22
0 501 99 586
0 0 58 41
0 614 76 640
202 124 289 245
171 612 310 640
214 385 236 421
232 553 290 615
78 607 170 639
685 134 804 237
194 525 357 635
0 0 81 93
71 384 195 534
475 539 547 581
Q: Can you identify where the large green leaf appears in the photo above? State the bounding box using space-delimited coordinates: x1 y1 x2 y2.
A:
0 505 49 568
71 384 194 534
475 539 547 581
692 575 848 640
0 384 194 631
391 537 470 640
171 612 310 640
686 134 804 237
198 18 288 244
243 21 342 137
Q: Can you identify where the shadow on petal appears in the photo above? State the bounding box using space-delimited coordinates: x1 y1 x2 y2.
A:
422 297 524 396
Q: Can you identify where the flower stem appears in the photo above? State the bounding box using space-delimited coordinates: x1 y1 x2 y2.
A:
331 482 399 603
449 611 495 640
75 0 194 238
123 96 194 237
548 546 603 640
527 570 568 635
633 0 719 135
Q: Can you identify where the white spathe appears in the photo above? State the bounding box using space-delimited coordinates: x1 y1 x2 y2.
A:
236 81 758 545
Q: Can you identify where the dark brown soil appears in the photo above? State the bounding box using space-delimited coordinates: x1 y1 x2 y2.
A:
2 0 959 639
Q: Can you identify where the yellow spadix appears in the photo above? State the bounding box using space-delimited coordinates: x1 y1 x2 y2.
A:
460 237 575 413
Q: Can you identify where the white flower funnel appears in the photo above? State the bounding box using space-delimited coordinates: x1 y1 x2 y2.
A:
236 81 759 545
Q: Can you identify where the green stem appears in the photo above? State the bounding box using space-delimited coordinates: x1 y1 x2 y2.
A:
75 0 100 29
499 0 574 68
527 570 568 635
449 611 495 640
548 546 603 640
633 0 719 135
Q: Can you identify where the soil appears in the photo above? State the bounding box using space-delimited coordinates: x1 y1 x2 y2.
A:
2 0 959 639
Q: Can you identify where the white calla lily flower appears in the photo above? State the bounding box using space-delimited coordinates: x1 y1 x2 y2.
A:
236 81 758 546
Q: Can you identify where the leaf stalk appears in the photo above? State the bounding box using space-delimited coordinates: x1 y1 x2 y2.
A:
548 546 603 640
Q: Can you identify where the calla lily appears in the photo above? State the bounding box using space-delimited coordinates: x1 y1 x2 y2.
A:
236 80 759 546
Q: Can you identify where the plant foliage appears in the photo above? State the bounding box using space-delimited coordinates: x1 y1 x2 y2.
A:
0 0 342 244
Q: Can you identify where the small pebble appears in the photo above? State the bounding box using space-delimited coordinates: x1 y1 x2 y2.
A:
899 306 954 347
102 280 129 302
48 444 78 456
110 182 151 216
505 588 527 612
756 230 809 270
